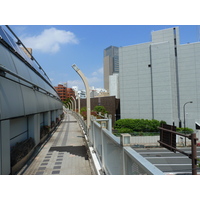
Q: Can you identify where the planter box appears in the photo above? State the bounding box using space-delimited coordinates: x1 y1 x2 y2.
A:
11 147 35 174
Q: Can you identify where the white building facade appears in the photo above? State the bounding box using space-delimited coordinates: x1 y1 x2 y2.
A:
119 27 200 130
109 73 120 99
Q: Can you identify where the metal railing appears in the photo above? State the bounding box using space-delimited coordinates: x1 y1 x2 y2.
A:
71 110 164 175
0 64 61 102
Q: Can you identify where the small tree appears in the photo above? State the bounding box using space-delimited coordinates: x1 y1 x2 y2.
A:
93 106 108 115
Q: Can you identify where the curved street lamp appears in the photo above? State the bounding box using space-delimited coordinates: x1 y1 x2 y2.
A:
71 96 76 112
183 101 193 146
71 64 91 129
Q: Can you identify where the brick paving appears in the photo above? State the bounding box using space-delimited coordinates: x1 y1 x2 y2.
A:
21 111 94 175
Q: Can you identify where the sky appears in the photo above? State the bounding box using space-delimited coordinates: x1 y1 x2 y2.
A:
1 1 199 91
1 0 199 195
3 25 199 90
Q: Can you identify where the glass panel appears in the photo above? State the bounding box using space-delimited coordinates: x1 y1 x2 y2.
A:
103 132 123 174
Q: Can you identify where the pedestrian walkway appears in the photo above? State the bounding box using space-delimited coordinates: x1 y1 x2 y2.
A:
21 111 94 175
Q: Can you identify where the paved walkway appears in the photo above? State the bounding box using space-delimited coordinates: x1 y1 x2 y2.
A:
21 111 94 175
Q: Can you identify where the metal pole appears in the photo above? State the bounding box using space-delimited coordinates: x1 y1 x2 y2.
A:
71 96 76 112
183 101 193 146
70 99 74 111
71 64 91 129
78 94 80 114
191 133 197 175
75 91 80 114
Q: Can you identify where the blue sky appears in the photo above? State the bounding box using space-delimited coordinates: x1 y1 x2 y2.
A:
5 25 200 90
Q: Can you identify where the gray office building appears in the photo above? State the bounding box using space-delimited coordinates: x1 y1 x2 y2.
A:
104 46 119 92
119 27 200 130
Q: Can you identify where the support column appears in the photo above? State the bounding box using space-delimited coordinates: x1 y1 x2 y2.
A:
28 114 40 146
0 120 11 175
44 111 51 127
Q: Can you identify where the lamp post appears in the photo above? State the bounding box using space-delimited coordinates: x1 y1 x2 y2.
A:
183 101 193 146
70 99 74 111
71 96 76 112
71 64 91 129
75 91 80 114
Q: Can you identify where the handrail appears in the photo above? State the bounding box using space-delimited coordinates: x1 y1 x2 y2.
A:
5 25 51 82
0 25 60 98
0 64 61 101
72 110 164 175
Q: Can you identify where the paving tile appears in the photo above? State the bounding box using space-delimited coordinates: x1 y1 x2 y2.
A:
55 162 62 165
22 112 94 175
38 167 46 170
52 171 60 175
36 171 44 175
53 166 61 170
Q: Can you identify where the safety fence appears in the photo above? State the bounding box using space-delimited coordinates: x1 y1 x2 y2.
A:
71 110 164 175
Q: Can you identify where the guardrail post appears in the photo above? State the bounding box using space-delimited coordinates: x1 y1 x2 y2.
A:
191 133 197 175
92 116 96 149
108 114 112 133
120 134 131 175
100 124 105 172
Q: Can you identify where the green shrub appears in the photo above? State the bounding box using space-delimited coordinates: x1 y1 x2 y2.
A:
117 128 133 133
80 107 87 120
114 118 166 133
176 127 194 134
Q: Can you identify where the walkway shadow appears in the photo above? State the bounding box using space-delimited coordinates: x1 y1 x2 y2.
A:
49 146 88 160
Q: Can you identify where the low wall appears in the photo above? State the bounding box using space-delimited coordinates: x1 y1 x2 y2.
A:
130 131 200 147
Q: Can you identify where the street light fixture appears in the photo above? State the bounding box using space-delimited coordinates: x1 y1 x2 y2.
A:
183 101 193 146
75 91 80 114
71 96 76 112
71 64 91 129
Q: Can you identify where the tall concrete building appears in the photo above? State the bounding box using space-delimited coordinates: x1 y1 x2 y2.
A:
104 46 119 92
54 84 75 101
119 27 200 130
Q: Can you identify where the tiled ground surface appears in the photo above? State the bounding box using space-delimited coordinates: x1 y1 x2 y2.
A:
22 111 94 175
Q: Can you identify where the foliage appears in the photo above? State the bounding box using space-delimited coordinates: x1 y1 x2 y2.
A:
11 137 35 166
80 106 108 120
63 98 71 105
80 107 87 120
197 158 200 168
176 127 194 134
40 125 50 139
93 106 108 115
114 118 167 133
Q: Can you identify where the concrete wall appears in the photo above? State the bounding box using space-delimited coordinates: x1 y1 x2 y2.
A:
119 27 200 130
119 42 152 120
78 96 120 126
109 73 119 99
178 43 200 130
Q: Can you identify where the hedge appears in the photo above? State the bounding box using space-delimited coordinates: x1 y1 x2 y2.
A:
114 118 166 133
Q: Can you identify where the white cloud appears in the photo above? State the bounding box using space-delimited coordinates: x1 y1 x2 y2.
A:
97 67 103 74
91 67 103 76
88 76 101 85
20 27 78 53
67 80 84 89
67 67 104 89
